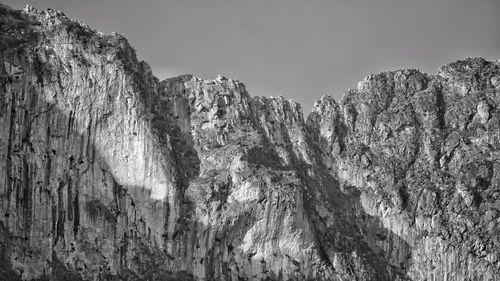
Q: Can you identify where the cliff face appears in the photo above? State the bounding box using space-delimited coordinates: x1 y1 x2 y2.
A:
0 4 499 281
308 64 500 280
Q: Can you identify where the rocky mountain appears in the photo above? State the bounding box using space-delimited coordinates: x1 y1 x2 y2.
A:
0 4 499 281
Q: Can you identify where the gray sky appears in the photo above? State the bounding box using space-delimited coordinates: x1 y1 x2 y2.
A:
4 0 500 111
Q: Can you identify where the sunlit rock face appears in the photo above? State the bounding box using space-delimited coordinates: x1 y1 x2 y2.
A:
0 4 499 281
308 60 500 280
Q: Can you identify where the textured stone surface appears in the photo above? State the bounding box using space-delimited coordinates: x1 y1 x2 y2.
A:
308 62 500 280
0 4 499 281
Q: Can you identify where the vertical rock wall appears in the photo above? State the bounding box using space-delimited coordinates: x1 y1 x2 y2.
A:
0 5 188 280
0 4 499 281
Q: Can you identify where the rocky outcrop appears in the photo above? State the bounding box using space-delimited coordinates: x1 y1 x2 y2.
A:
308 62 500 280
0 4 499 281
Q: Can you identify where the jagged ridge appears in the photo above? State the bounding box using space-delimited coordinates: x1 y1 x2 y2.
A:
0 4 499 281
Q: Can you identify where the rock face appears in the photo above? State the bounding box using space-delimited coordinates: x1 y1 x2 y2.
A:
0 4 499 281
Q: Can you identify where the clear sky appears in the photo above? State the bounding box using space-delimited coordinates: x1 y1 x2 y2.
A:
4 0 500 112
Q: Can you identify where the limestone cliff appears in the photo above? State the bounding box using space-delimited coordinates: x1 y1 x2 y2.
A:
0 4 499 281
